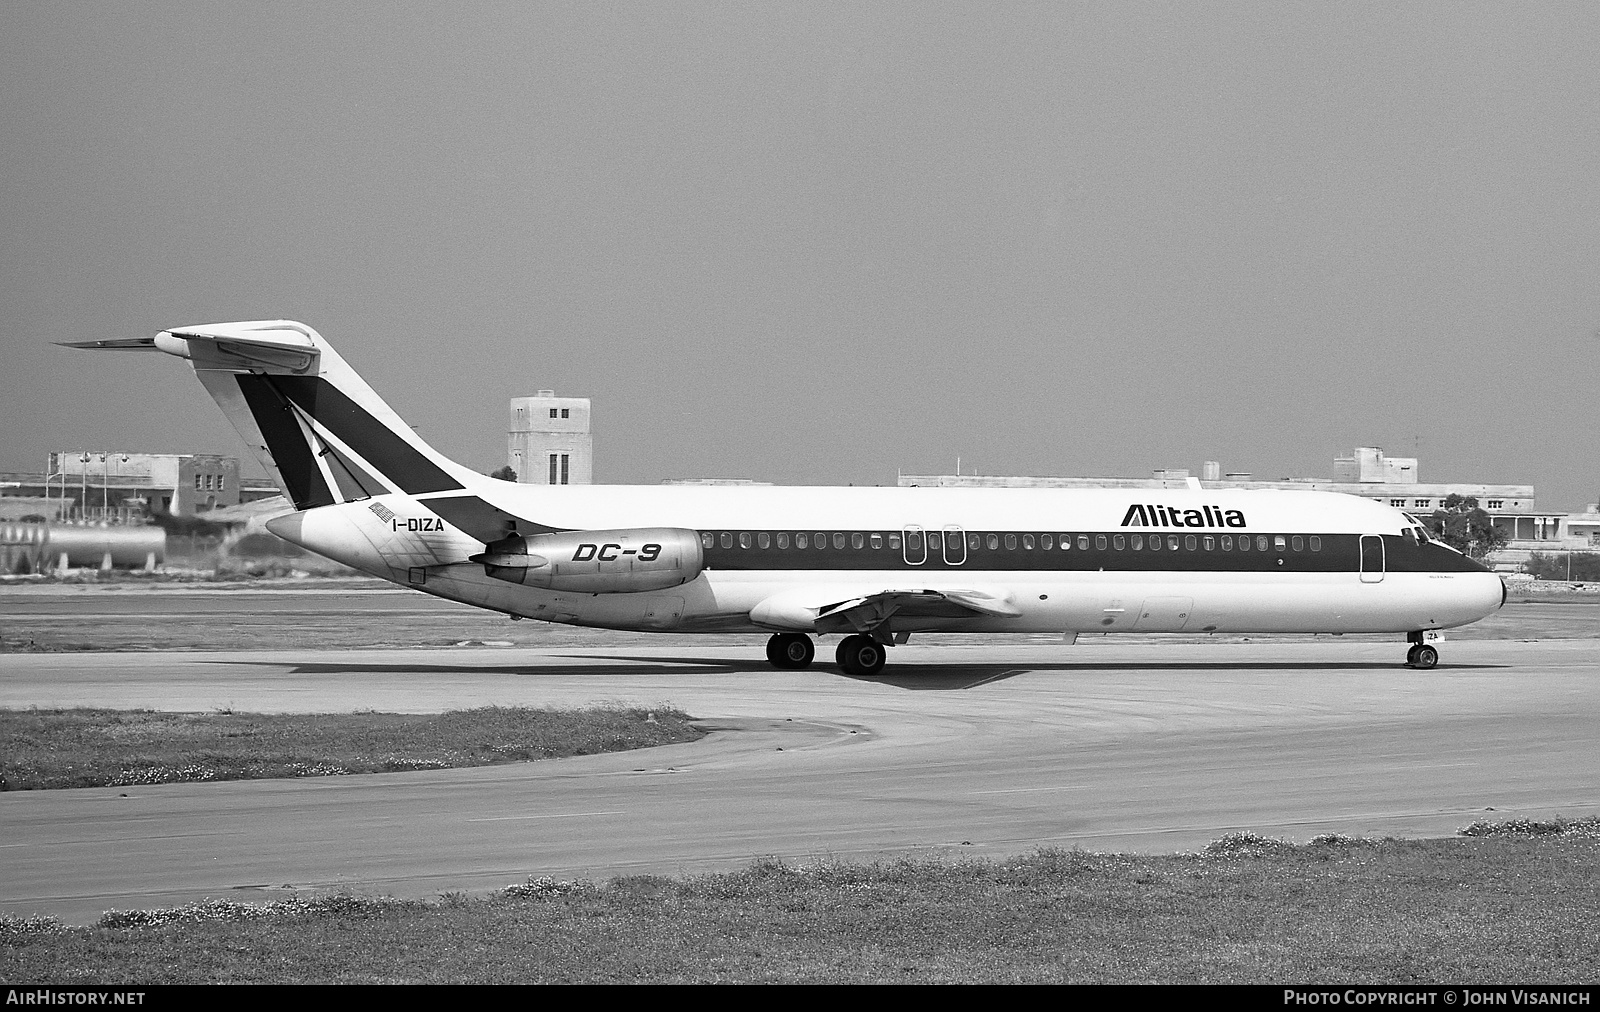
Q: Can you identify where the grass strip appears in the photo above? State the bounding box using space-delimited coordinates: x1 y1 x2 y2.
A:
0 706 702 790
3 823 1599 983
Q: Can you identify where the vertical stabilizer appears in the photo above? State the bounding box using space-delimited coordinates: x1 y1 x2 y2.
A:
65 321 483 510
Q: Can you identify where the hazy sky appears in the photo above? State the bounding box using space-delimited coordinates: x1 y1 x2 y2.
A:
4 2 1597 507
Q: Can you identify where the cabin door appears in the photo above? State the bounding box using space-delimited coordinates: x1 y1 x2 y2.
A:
902 526 926 565
1359 535 1385 584
942 526 967 566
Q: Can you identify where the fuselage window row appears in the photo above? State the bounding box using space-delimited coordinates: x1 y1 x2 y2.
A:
699 531 1323 552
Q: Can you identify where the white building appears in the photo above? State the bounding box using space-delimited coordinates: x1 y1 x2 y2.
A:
508 391 592 485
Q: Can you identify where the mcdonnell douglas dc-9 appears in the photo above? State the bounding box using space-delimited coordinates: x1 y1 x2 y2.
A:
69 321 1504 674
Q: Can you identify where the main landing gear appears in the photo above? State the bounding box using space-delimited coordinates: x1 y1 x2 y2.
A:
1405 632 1439 669
766 633 814 669
835 635 887 676
764 633 888 675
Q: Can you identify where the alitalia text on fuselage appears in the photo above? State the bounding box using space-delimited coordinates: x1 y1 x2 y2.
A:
1120 504 1247 528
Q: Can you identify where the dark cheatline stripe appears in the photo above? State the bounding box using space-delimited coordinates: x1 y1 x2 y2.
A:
268 377 463 495
322 444 388 502
235 375 335 510
695 532 1488 576
423 495 563 544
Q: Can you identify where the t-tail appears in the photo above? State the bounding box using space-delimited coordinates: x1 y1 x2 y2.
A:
63 320 488 509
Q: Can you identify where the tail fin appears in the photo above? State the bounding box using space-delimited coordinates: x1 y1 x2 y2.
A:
64 320 483 510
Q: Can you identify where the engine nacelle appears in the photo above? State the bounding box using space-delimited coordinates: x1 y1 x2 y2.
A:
472 527 703 593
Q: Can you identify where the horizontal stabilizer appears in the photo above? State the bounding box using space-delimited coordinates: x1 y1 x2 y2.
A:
57 337 160 351
63 321 320 373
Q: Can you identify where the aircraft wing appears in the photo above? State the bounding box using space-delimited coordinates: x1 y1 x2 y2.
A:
754 587 1021 640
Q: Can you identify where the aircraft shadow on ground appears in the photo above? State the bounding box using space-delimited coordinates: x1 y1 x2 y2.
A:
226 655 1506 691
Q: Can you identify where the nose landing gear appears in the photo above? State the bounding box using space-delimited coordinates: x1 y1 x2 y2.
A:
1405 634 1439 669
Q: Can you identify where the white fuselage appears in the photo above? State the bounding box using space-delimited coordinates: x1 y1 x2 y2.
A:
272 483 1505 638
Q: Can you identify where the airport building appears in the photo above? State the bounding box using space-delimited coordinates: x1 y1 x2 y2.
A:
0 452 244 522
899 447 1581 552
508 391 593 485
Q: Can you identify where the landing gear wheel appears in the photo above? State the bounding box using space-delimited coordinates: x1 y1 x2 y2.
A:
1405 644 1421 667
766 633 814 669
835 634 887 676
1410 644 1438 670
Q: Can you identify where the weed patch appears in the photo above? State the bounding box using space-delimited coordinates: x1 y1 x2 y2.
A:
0 706 703 790
3 827 1598 983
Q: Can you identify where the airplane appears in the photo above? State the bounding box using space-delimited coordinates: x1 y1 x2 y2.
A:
67 320 1505 674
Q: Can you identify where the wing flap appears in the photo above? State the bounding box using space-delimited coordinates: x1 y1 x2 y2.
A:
753 587 1021 637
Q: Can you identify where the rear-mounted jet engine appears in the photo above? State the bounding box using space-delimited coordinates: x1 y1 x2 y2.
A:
471 527 703 593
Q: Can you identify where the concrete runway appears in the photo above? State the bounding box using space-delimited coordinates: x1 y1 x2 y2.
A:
4 636 1599 924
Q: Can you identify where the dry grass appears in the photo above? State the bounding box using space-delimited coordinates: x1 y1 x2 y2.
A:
4 824 1599 983
0 706 703 790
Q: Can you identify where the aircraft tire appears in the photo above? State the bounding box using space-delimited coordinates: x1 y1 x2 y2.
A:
1405 644 1421 667
767 633 814 669
1412 644 1438 670
836 635 886 676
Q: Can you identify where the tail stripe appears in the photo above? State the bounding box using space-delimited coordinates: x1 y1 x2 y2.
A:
235 375 337 510
321 444 389 502
423 495 563 543
269 377 465 497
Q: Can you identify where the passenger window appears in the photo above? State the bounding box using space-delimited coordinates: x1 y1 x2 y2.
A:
927 531 942 551
701 532 714 550
796 533 808 549
1274 536 1286 551
1310 536 1321 551
1221 535 1233 551
1184 535 1197 551
1149 534 1161 551
1041 534 1054 550
1005 534 1017 550
1131 534 1143 550
1257 536 1269 551
851 533 864 549
1167 535 1180 551
758 532 770 549
968 533 981 550
870 533 883 549
1022 534 1035 550
720 532 733 549
1291 536 1303 551
889 533 902 550
1113 534 1125 550
739 532 752 549
1203 536 1214 551
1077 535 1089 550
815 532 827 550
777 533 790 549
987 534 1000 550
1095 535 1107 550
906 531 923 552
1239 536 1250 552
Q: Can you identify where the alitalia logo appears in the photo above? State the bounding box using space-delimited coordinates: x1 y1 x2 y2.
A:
1121 504 1247 528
